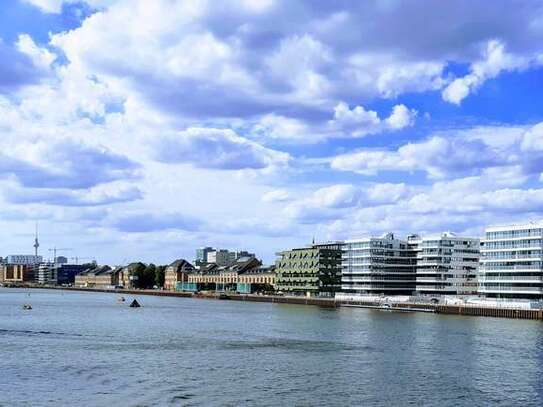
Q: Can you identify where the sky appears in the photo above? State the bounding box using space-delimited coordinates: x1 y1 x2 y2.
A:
1 0 543 265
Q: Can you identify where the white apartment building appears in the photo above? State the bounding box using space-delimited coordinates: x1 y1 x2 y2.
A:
341 233 417 295
409 232 480 295
479 222 543 299
37 262 57 285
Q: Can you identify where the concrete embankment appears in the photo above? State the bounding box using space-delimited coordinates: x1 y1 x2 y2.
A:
5 284 543 321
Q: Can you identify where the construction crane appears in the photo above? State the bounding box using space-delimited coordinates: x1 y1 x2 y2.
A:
48 247 73 265
70 256 95 265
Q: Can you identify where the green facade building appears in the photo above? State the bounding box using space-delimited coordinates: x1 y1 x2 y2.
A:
275 242 343 297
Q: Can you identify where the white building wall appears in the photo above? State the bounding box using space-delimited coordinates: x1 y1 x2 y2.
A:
341 233 417 295
479 221 543 298
412 232 479 295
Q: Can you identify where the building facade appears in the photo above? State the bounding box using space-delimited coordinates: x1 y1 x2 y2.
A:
164 259 195 291
36 262 57 285
207 250 231 266
275 242 343 297
195 247 214 265
186 257 274 293
74 266 116 288
341 233 416 295
0 264 29 283
117 262 146 289
479 222 543 299
409 233 480 295
6 255 43 265
57 264 87 285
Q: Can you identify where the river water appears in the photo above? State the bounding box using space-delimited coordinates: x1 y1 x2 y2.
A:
0 288 542 406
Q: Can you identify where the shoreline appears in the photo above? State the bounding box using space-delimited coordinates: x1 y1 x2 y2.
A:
3 284 543 321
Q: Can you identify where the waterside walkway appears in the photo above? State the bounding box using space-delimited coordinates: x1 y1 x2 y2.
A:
4 284 543 321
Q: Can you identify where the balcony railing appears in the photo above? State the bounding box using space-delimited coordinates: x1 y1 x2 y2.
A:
478 286 543 293
479 276 543 282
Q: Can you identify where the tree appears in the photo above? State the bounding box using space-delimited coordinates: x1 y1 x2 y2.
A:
131 263 147 289
140 264 156 289
155 265 166 288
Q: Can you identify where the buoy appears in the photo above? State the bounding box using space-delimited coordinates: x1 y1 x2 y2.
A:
129 299 141 308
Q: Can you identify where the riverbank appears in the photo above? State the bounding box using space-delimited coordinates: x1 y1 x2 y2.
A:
4 284 543 321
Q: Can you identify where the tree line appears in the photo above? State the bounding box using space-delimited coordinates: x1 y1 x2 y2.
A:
129 263 167 289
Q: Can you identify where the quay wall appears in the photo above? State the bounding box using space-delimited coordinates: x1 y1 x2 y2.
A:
5 284 543 321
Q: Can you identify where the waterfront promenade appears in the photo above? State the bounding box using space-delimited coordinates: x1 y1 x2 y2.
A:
12 284 543 321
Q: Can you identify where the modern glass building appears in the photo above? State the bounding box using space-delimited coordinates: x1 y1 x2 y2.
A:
409 232 480 295
341 233 417 295
479 222 543 299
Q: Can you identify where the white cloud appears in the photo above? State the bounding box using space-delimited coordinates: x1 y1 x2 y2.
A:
366 183 409 204
154 127 290 171
328 102 417 137
442 40 542 104
6 1 543 264
252 114 311 142
521 122 543 151
23 0 114 13
330 129 521 178
266 34 331 102
22 0 63 13
261 189 290 203
344 52 446 98
16 34 55 70
385 104 417 129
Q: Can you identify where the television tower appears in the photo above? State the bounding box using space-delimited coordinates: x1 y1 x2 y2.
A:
33 222 40 258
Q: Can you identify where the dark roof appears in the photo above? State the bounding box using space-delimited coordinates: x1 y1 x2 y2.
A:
195 257 262 275
168 259 194 271
194 262 219 275
79 265 112 276
228 256 261 274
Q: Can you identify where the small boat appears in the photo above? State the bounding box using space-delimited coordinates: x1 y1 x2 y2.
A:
22 304 32 310
129 299 141 308
117 296 126 303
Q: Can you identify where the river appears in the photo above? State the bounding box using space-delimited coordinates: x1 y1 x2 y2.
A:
0 288 542 406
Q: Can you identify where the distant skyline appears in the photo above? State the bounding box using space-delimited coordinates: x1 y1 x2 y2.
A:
2 0 543 264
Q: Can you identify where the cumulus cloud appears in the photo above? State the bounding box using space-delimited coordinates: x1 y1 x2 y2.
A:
328 102 417 137
442 40 543 104
16 34 56 70
331 132 510 178
39 0 543 122
266 34 331 102
251 114 312 142
154 127 290 170
283 183 412 225
5 0 543 264
0 141 140 189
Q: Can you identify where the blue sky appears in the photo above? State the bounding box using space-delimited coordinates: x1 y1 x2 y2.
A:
2 0 543 265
